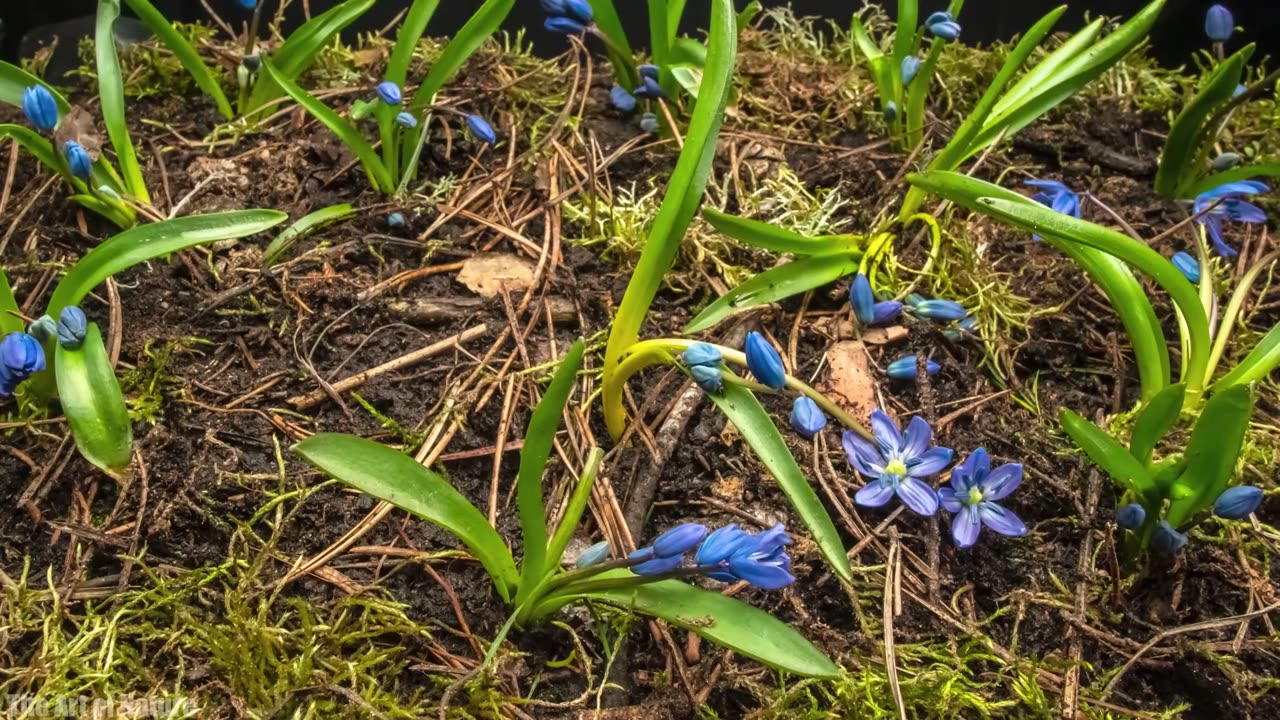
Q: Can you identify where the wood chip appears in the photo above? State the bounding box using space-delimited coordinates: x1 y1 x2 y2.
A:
823 340 878 422
456 253 535 298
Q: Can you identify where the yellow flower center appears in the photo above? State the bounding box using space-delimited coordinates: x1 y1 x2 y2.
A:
885 459 908 477
967 486 984 505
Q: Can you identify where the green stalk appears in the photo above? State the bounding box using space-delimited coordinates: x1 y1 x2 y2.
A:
1205 250 1280 384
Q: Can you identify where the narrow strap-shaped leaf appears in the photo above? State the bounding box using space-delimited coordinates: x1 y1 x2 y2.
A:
0 268 22 334
55 323 133 474
702 208 860 256
1184 162 1280 199
48 210 286 318
545 446 604 572
891 0 918 71
1154 45 1251 198
96 0 148 202
1215 323 1280 389
569 573 839 678
1060 409 1157 501
262 203 356 267
708 381 853 583
1129 383 1186 467
684 252 862 335
261 61 393 193
987 18 1101 119
121 0 233 119
294 434 520 600
0 61 72 115
514 339 585 603
387 0 442 87
1165 385 1253 526
648 0 670 71
590 0 635 87
850 15 894 114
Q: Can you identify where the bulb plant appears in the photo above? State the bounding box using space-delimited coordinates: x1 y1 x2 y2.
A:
292 340 838 678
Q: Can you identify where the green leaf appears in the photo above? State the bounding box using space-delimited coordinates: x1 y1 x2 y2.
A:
544 446 603 572
262 203 356 267
1215 322 1280 389
0 61 72 116
1129 383 1185 466
55 324 132 474
1060 408 1156 501
515 339 585 604
891 0 918 70
986 18 1101 120
294 433 520 600
684 252 862 335
670 37 709 68
602 0 738 440
120 0 233 119
1165 385 1252 526
1154 44 1251 198
1184 162 1280 199
575 573 839 678
589 0 635 88
261 61 393 193
96 0 148 202
850 15 894 115
0 268 22 335
48 210 287 319
387 0 442 87
708 381 852 583
736 0 763 29
702 208 860 256
244 0 377 115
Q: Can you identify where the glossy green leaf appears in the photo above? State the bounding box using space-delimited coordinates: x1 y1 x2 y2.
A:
891 0 918 69
544 446 603 573
262 203 356 267
684 252 862 335
515 339 585 604
573 573 839 678
1154 44 1251 198
0 61 71 116
736 0 762 29
602 0 738 440
262 61 393 193
702 208 860 256
244 0 376 114
121 0 232 119
96 0 148 202
1215 322 1280 389
708 381 852 583
987 18 1101 120
1129 383 1185 466
1184 163 1280 199
0 268 21 335
1165 385 1252 526
850 15 894 115
387 0 441 87
670 37 708 68
589 0 635 88
48 210 286 319
1061 408 1156 500
294 434 519 600
55 324 132 474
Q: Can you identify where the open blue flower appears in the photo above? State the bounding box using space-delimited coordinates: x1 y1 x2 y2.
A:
938 448 1026 547
725 524 794 589
1025 179 1081 219
1193 180 1269 256
843 410 952 516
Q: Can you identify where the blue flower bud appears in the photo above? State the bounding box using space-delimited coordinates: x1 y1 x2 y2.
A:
1115 503 1146 530
1172 251 1200 283
1204 4 1233 43
653 523 708 558
639 112 659 134
927 20 962 41
387 212 406 228
97 185 121 202
943 315 977 342
1234 84 1246 98
905 292 926 308
545 15 587 35
64 141 91 180
22 85 58 131
564 0 594 24
744 332 786 389
1 332 47 378
871 300 903 325
540 0 568 14
610 85 636 113
638 64 660 80
628 548 684 575
1151 521 1187 554
1214 485 1262 519
690 364 722 393
57 306 87 349
1212 152 1241 171
27 315 57 343
849 273 875 323
884 100 898 122
900 56 920 85
633 77 666 100
681 342 722 367
886 355 940 381
376 81 402 106
241 53 262 72
238 0 257 8
924 11 953 25
790 397 826 438
575 540 611 568
694 524 750 566
395 111 418 128
466 115 497 145
911 298 966 321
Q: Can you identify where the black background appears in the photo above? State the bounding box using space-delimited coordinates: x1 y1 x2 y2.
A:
3 1 1278 70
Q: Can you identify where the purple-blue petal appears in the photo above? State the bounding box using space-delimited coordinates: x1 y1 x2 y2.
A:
900 416 933 460
980 462 1023 501
951 505 981 547
896 476 940 516
938 487 962 513
977 502 1027 537
855 479 896 507
843 430 887 477
870 409 903 456
906 447 953 477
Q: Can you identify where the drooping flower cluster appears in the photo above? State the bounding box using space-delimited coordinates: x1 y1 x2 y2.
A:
1193 180 1269 257
542 0 594 35
629 522 796 590
610 65 666 113
21 85 92 182
1115 484 1263 555
849 273 903 326
924 11 961 41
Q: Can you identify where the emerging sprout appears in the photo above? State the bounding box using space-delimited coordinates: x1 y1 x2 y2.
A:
57 306 88 350
790 397 827 438
1172 251 1201 283
22 85 58 131
376 81 402 106
0 332 47 396
744 332 786 389
1115 503 1146 530
1214 485 1262 519
1193 180 1269 256
886 355 941 381
64 141 92 180
843 410 953 516
937 448 1027 548
466 115 497 145
1204 4 1234 43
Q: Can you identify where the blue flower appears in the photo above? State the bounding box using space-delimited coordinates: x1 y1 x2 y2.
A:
653 523 709 558
886 355 940 381
64 141 91 180
695 524 750 574
744 332 786 389
1152 521 1188 554
1205 4 1233 43
849 273 875 323
790 397 827 438
926 18 961 41
610 85 637 113
690 364 722 393
545 16 587 35
901 56 920 85
628 549 684 575
884 100 898 122
0 332 47 396
575 541 611 568
22 85 58 131
843 410 952 516
938 449 1026 547
639 64 660 80
639 112 660 134
872 301 903 324
564 0 594 23
1025 179 1081 220
1172 251 1201 283
394 111 418 128
1193 180 1269 256
466 115 497 145
1214 485 1262 519
682 342 722 367
910 298 966 321
57 306 87 349
1116 503 1146 530
725 524 794 589
376 81 402 106
632 77 666 100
